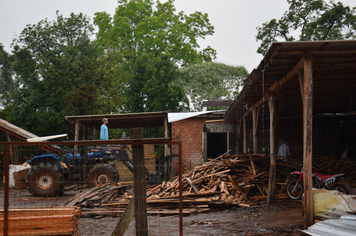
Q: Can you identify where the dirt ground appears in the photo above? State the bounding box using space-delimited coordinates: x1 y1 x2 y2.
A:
80 199 306 236
1 187 307 236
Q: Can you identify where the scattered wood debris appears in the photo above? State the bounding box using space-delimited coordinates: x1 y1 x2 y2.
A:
63 154 298 217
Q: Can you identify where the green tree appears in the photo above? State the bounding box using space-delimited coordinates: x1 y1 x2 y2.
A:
94 0 216 112
94 0 216 66
126 54 188 112
0 44 14 106
178 62 249 111
9 12 102 136
256 0 356 55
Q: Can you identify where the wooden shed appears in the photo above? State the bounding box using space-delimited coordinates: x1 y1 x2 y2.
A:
224 40 356 227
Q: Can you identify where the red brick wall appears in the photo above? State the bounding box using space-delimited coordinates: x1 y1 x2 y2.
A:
171 118 207 172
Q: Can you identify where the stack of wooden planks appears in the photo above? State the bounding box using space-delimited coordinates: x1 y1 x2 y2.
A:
63 154 298 217
0 207 81 235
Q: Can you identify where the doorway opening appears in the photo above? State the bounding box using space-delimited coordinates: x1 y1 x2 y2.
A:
207 132 227 159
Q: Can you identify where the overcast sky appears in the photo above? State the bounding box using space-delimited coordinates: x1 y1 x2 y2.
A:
1 0 356 72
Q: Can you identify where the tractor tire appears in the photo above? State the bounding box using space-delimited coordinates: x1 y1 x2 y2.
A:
88 163 119 187
286 178 303 200
26 162 63 197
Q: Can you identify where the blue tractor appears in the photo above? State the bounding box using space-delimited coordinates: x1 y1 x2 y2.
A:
26 145 141 197
26 145 176 197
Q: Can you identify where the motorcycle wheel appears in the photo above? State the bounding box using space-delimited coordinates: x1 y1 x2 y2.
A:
330 184 348 194
286 178 303 200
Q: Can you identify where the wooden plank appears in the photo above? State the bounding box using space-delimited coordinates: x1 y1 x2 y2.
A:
227 175 248 201
303 56 314 228
186 178 200 195
111 197 135 236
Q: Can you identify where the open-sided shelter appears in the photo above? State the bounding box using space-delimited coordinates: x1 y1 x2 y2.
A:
225 40 356 227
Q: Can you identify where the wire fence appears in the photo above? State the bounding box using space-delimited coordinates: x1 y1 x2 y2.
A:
0 138 183 236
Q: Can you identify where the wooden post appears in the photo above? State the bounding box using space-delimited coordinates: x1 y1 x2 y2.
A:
74 121 80 154
4 144 9 236
243 116 247 153
111 197 135 236
163 117 170 177
267 95 276 204
164 117 170 156
298 71 304 100
6 134 14 164
303 56 314 228
252 106 260 154
131 128 148 236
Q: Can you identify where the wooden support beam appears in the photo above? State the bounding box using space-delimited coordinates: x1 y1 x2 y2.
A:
303 56 314 228
239 54 307 123
243 116 247 153
267 95 276 204
131 128 148 236
111 197 135 236
252 106 260 154
74 121 80 155
298 71 304 100
163 117 170 178
4 145 9 236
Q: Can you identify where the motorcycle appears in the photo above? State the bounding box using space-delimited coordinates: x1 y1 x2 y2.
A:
286 167 348 200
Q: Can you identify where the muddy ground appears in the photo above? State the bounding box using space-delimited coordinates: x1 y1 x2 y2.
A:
1 187 307 236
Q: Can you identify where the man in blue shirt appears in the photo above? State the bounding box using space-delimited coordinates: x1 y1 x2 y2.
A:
100 118 109 140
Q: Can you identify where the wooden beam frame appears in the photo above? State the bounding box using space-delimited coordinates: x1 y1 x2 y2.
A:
267 95 276 204
238 54 308 123
252 106 260 154
303 56 314 228
243 116 247 153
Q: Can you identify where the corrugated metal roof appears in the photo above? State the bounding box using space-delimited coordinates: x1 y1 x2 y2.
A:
168 110 225 123
225 40 356 121
301 214 356 236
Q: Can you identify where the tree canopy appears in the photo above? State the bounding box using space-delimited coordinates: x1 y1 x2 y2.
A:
256 0 356 55
178 62 249 111
94 0 216 112
94 0 216 67
0 44 14 105
8 12 106 136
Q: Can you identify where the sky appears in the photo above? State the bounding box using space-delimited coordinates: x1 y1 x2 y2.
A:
1 0 356 73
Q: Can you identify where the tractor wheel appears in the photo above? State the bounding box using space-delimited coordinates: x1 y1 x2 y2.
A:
26 163 63 197
88 163 119 187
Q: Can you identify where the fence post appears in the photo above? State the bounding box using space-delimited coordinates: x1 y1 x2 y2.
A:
131 128 148 236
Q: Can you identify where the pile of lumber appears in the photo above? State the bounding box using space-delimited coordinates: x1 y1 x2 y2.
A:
63 183 127 217
0 207 81 235
63 154 297 217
